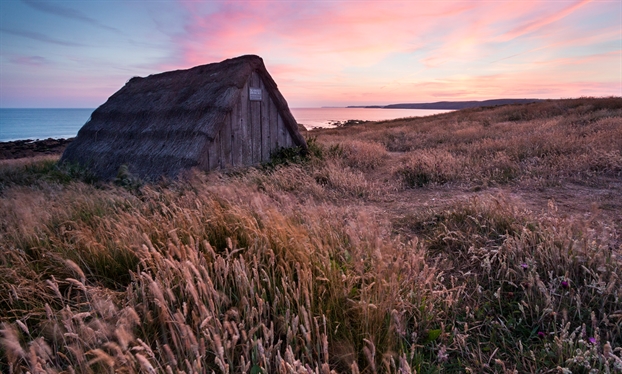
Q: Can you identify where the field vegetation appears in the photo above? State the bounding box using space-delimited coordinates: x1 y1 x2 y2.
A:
1 97 621 373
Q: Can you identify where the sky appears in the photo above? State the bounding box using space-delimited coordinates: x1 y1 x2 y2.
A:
0 0 620 108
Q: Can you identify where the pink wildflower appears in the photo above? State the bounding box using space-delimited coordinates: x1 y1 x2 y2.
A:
561 280 569 289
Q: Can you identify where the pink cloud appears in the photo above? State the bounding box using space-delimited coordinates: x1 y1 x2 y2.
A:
531 50 619 67
499 0 593 42
9 55 49 67
173 1 469 67
164 0 618 106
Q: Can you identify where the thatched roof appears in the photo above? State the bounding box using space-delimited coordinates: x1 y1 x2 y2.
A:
60 55 306 180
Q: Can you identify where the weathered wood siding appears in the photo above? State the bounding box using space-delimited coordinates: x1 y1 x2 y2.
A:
205 71 297 170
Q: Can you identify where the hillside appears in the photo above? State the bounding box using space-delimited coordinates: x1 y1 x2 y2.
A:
1 97 621 373
348 98 541 110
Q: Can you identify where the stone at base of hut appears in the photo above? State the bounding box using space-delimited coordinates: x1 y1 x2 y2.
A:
0 138 74 160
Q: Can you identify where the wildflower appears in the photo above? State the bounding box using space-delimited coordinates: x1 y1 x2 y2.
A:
521 263 528 269
561 280 569 289
588 337 596 344
437 345 448 362
537 331 546 339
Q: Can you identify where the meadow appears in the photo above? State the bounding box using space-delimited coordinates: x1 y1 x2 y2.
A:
1 97 621 373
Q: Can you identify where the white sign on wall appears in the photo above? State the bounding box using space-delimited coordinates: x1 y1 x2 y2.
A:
249 88 262 101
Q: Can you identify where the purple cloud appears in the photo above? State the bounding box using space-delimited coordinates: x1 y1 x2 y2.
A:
9 55 49 66
21 0 120 33
0 27 84 47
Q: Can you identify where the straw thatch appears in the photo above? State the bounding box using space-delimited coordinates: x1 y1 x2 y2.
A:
60 55 306 180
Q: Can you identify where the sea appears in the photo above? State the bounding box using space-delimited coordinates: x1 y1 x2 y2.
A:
0 107 452 142
292 108 452 129
0 108 94 142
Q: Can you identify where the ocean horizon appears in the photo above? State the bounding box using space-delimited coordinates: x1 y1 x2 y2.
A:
0 107 452 142
0 108 95 142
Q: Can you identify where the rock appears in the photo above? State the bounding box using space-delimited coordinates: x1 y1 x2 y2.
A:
0 138 74 160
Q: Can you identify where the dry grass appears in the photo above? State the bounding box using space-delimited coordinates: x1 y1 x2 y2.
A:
317 97 622 189
0 176 442 373
1 97 621 373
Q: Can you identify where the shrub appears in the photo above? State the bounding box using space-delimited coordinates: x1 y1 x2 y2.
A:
395 150 461 187
0 156 97 192
338 140 387 170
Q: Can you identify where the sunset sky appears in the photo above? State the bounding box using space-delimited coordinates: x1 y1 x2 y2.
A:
0 0 620 108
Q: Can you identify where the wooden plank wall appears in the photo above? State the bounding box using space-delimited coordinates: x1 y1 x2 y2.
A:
269 98 279 154
205 70 298 170
221 112 232 168
260 78 271 162
250 73 262 164
208 131 220 170
234 79 250 166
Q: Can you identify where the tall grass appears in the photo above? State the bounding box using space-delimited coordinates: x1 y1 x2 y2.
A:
1 98 621 373
0 174 446 373
317 97 622 188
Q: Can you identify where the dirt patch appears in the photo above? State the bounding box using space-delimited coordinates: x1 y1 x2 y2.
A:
355 150 622 254
0 138 73 160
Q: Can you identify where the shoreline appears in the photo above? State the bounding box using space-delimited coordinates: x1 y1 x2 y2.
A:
0 137 73 160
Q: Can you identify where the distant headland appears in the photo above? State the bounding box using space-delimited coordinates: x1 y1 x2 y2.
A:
348 98 542 110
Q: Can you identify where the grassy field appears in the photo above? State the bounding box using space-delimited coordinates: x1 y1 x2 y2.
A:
1 97 621 373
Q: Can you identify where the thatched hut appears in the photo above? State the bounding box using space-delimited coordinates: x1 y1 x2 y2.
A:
60 55 307 180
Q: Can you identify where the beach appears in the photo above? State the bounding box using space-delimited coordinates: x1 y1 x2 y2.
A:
0 138 73 160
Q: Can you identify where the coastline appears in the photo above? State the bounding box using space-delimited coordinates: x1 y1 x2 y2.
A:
0 138 73 160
